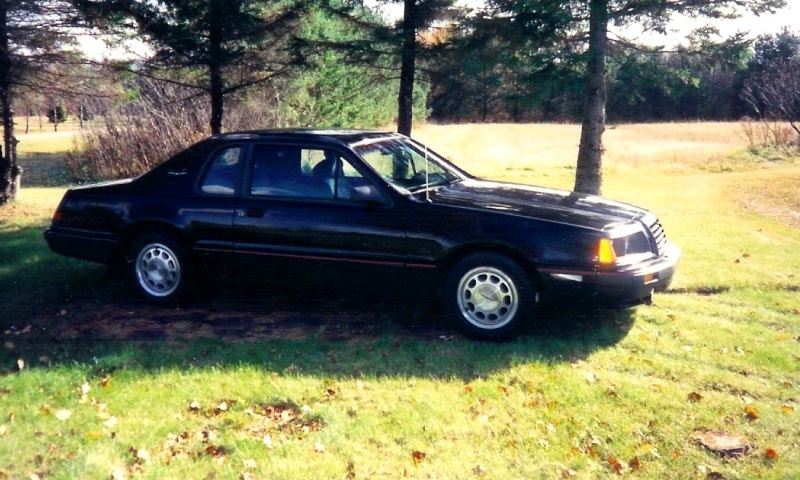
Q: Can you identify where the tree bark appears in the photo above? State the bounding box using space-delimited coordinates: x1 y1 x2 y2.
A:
574 0 608 196
397 0 416 137
208 0 224 135
0 0 20 204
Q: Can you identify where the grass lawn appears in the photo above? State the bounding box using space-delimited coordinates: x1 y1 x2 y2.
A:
1 123 799 479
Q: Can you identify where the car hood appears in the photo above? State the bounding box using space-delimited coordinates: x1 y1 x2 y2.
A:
424 179 648 231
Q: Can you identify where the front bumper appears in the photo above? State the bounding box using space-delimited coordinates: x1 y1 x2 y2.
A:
538 241 680 307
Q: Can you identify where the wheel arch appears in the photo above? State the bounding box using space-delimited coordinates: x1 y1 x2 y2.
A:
118 221 191 263
437 242 545 293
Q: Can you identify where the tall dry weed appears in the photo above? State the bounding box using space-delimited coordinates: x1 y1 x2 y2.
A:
66 80 285 182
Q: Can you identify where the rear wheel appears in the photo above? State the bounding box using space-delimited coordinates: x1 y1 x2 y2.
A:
130 234 191 303
445 253 535 340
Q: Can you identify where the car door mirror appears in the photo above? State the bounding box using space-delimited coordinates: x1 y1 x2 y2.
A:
349 185 386 205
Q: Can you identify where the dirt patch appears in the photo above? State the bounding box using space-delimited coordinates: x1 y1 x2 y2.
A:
25 278 457 343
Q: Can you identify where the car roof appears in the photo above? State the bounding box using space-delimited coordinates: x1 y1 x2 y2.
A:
209 129 399 146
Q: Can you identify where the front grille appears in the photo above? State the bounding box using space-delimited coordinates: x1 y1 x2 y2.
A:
647 217 667 254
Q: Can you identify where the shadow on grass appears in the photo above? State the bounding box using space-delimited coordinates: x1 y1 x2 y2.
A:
2 258 635 382
17 152 72 187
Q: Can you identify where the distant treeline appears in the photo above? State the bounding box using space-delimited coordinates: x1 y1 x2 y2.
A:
429 27 800 124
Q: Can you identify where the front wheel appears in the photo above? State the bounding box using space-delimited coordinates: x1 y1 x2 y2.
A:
130 234 191 303
445 253 535 340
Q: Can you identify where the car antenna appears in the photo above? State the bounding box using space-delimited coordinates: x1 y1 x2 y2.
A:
425 144 431 202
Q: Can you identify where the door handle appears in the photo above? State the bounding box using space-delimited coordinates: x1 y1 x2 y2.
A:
237 207 265 218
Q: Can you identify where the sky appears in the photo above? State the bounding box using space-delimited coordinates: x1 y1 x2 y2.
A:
377 0 799 46
80 1 799 60
614 1 800 47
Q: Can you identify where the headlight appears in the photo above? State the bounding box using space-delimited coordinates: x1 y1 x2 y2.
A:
598 223 657 266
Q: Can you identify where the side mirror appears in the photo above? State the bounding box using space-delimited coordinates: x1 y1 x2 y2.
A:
350 185 387 205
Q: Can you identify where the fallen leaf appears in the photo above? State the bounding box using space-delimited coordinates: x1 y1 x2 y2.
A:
688 392 703 402
314 442 325 453
0 425 7 436
103 416 118 429
110 467 127 480
189 400 200 411
464 385 473 394
472 464 486 475
216 401 228 412
262 434 273 449
628 456 641 471
205 445 225 457
667 314 677 321
764 448 780 460
86 431 103 440
99 376 111 388
81 382 91 395
136 448 150 460
781 404 795 414
586 372 597 383
412 450 426 465
607 456 623 475
55 409 72 421
325 389 336 398
243 458 257 469
744 406 759 421
742 253 751 258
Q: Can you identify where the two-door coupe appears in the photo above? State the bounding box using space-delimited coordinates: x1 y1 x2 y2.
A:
44 130 680 339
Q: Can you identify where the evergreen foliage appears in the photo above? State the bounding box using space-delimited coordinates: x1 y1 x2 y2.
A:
283 6 427 128
47 103 68 124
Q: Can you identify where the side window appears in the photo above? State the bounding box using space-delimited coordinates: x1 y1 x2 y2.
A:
249 146 336 200
338 155 386 204
200 146 242 195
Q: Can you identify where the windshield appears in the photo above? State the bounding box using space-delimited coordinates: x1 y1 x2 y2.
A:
351 136 464 193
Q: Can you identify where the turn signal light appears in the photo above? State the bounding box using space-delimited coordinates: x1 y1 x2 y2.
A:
597 238 617 264
52 210 64 222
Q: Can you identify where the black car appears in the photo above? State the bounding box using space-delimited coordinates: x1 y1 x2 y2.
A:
44 130 680 339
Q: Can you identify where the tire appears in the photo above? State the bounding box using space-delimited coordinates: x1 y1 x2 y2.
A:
445 253 535 340
130 234 191 303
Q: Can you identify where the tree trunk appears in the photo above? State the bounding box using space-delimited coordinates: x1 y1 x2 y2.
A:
208 0 224 135
574 0 608 196
0 0 20 205
209 64 224 135
397 0 416 137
